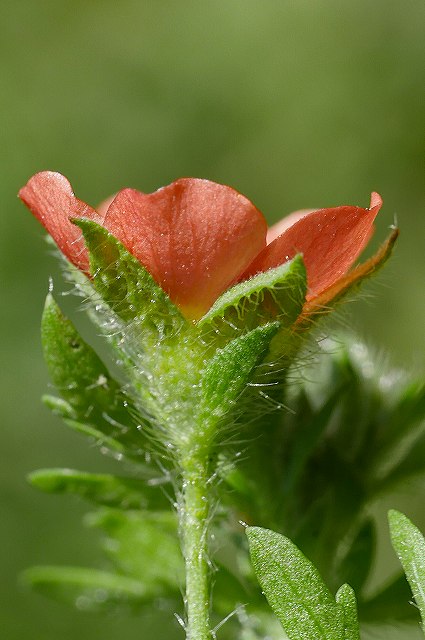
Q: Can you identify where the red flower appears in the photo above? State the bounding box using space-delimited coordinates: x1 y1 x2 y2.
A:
20 172 382 320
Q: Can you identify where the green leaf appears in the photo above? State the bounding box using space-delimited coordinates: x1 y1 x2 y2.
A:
28 468 170 511
21 565 151 612
335 584 360 640
73 218 186 333
199 255 306 334
200 322 280 423
246 526 344 640
388 510 425 628
42 293 126 422
86 509 183 591
41 294 146 455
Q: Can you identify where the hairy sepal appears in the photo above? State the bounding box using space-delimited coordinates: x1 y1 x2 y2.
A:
199 255 306 338
73 218 187 336
246 526 346 640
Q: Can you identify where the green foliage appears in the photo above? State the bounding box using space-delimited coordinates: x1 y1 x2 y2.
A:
246 526 360 640
221 335 425 625
27 323 425 636
388 510 425 631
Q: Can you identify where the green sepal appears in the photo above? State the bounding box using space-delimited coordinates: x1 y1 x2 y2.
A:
73 218 186 333
85 509 183 591
335 584 360 640
200 322 280 423
246 526 345 640
41 294 147 455
388 510 425 628
20 565 153 612
199 255 306 336
28 468 170 511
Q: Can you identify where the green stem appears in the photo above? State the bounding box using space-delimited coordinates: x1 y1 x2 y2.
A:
180 449 211 640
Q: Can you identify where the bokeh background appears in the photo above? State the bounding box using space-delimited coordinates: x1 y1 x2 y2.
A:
1 1 424 639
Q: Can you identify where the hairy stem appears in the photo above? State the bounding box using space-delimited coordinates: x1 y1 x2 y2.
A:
180 448 211 640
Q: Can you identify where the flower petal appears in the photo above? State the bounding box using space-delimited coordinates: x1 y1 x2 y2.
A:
19 172 102 273
242 193 383 300
102 178 267 318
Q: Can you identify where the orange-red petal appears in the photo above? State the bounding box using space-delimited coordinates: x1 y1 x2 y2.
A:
19 171 102 273
102 178 267 318
266 209 316 244
242 193 383 300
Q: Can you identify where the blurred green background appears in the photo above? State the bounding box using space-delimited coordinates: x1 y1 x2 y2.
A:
1 1 424 639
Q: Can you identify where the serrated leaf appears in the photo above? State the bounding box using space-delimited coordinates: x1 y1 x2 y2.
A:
41 294 147 454
28 468 170 511
388 510 425 628
246 526 344 640
199 255 306 334
200 322 280 422
21 565 151 612
335 584 360 640
73 218 186 334
86 509 183 591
